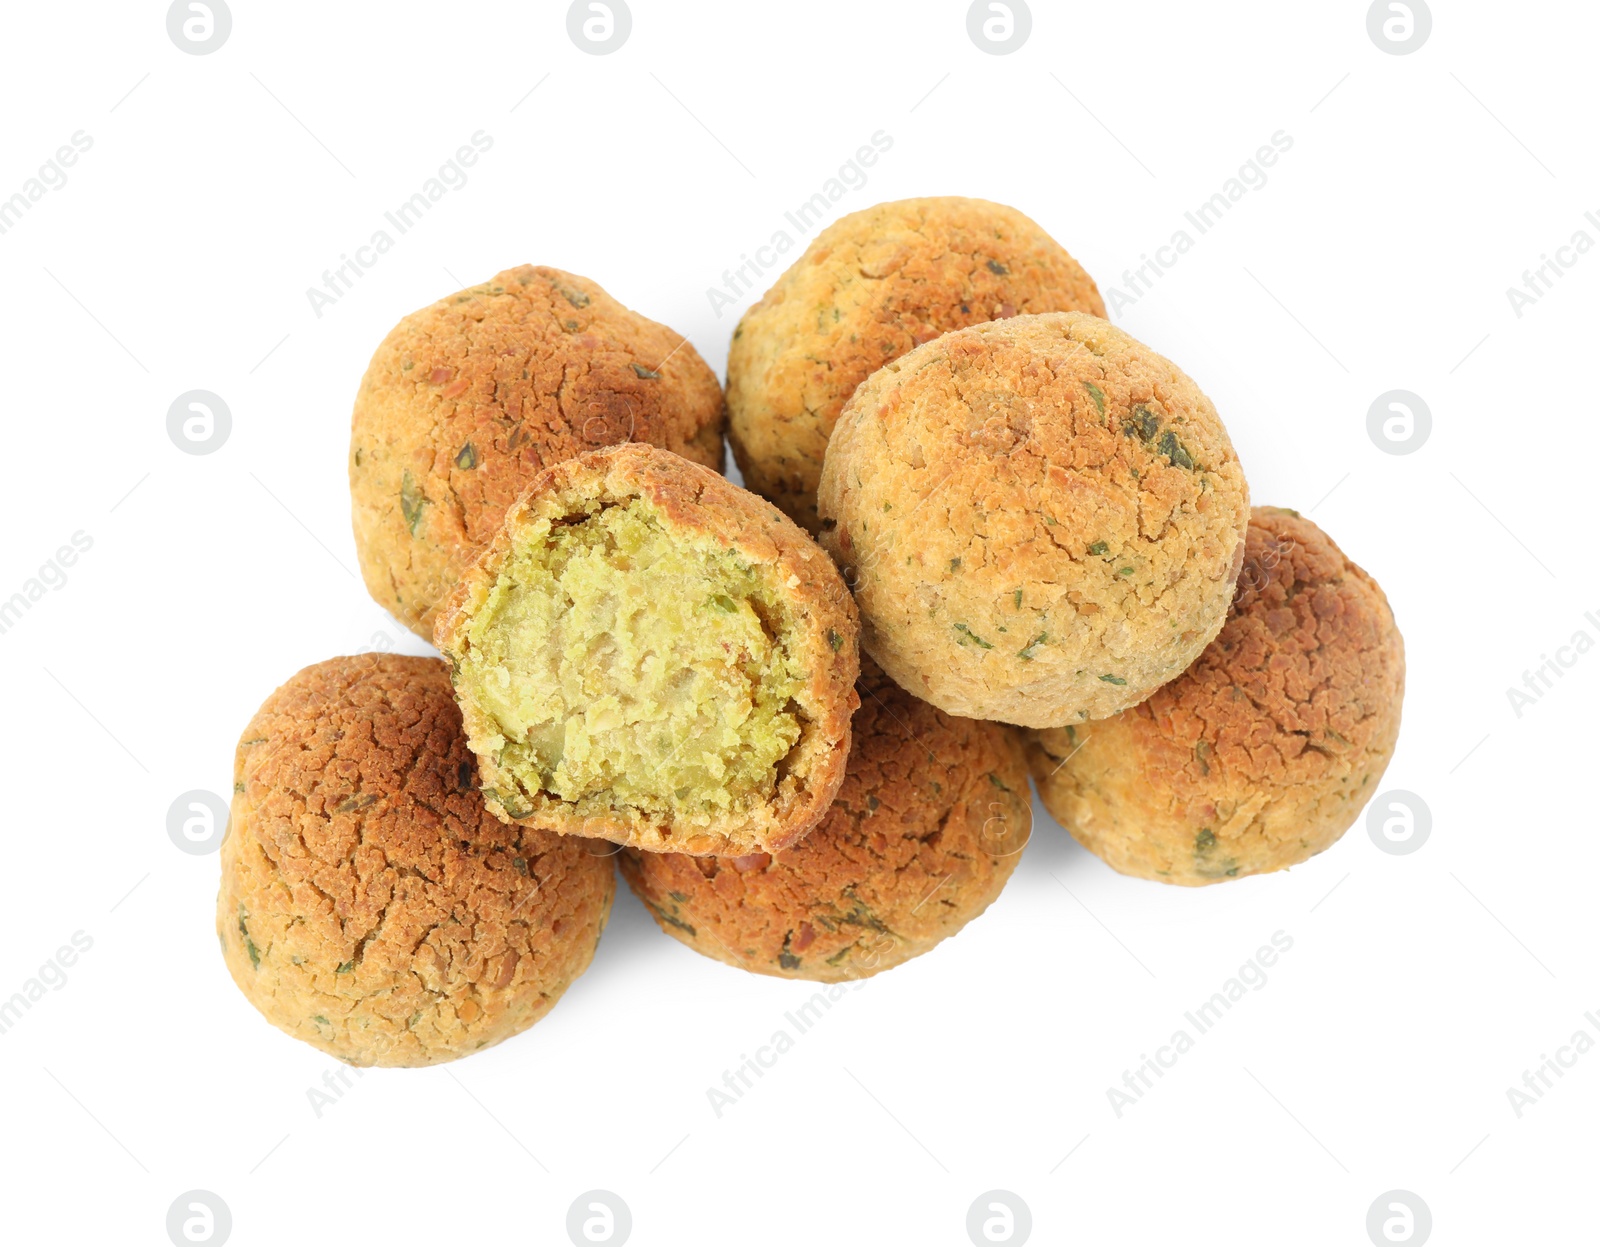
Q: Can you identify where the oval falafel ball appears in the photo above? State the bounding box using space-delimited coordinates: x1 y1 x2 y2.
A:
618 660 1031 981
1026 508 1405 886
217 653 615 1067
728 197 1105 534
818 311 1250 728
350 265 725 639
433 443 861 858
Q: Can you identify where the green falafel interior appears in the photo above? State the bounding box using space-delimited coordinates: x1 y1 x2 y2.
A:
451 496 806 822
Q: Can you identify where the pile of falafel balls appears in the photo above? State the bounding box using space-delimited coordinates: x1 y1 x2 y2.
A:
218 197 1404 1067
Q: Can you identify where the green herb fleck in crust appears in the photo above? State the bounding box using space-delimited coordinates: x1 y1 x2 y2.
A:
648 903 696 935
1157 429 1195 470
1124 405 1161 442
481 786 534 820
455 441 478 470
954 623 994 649
237 908 261 969
1196 828 1217 853
1099 674 1127 685
400 470 426 535
1017 633 1048 661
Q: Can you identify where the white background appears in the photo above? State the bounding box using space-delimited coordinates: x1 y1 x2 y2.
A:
1 1 1595 1243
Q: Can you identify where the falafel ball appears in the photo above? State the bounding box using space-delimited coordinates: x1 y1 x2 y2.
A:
350 265 725 639
619 660 1031 981
818 311 1250 728
727 197 1105 533
433 444 860 858
1026 508 1405 885
217 653 615 1066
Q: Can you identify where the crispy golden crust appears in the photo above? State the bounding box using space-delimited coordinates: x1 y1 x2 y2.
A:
434 444 861 856
818 311 1250 728
619 661 1029 981
351 265 725 638
728 197 1106 533
1027 508 1405 886
216 654 615 1067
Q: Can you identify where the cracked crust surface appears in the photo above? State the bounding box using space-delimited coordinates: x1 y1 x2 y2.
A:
618 660 1030 981
351 264 725 639
728 197 1105 534
434 444 860 857
1026 508 1405 886
216 653 615 1067
818 311 1250 728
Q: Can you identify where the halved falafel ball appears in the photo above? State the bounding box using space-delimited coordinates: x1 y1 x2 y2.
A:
619 661 1031 981
350 265 725 639
818 311 1250 728
728 196 1106 533
433 443 860 857
1026 508 1405 885
217 654 614 1066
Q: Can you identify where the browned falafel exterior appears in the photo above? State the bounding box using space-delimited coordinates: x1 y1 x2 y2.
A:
217 654 615 1067
350 265 725 639
434 443 861 858
818 311 1250 728
619 661 1031 981
727 197 1106 533
1027 508 1405 885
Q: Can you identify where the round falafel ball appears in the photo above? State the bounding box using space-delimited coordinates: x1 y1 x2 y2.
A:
433 443 861 858
727 196 1105 533
618 661 1031 981
1026 508 1405 886
818 311 1250 728
350 265 725 639
217 653 615 1067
